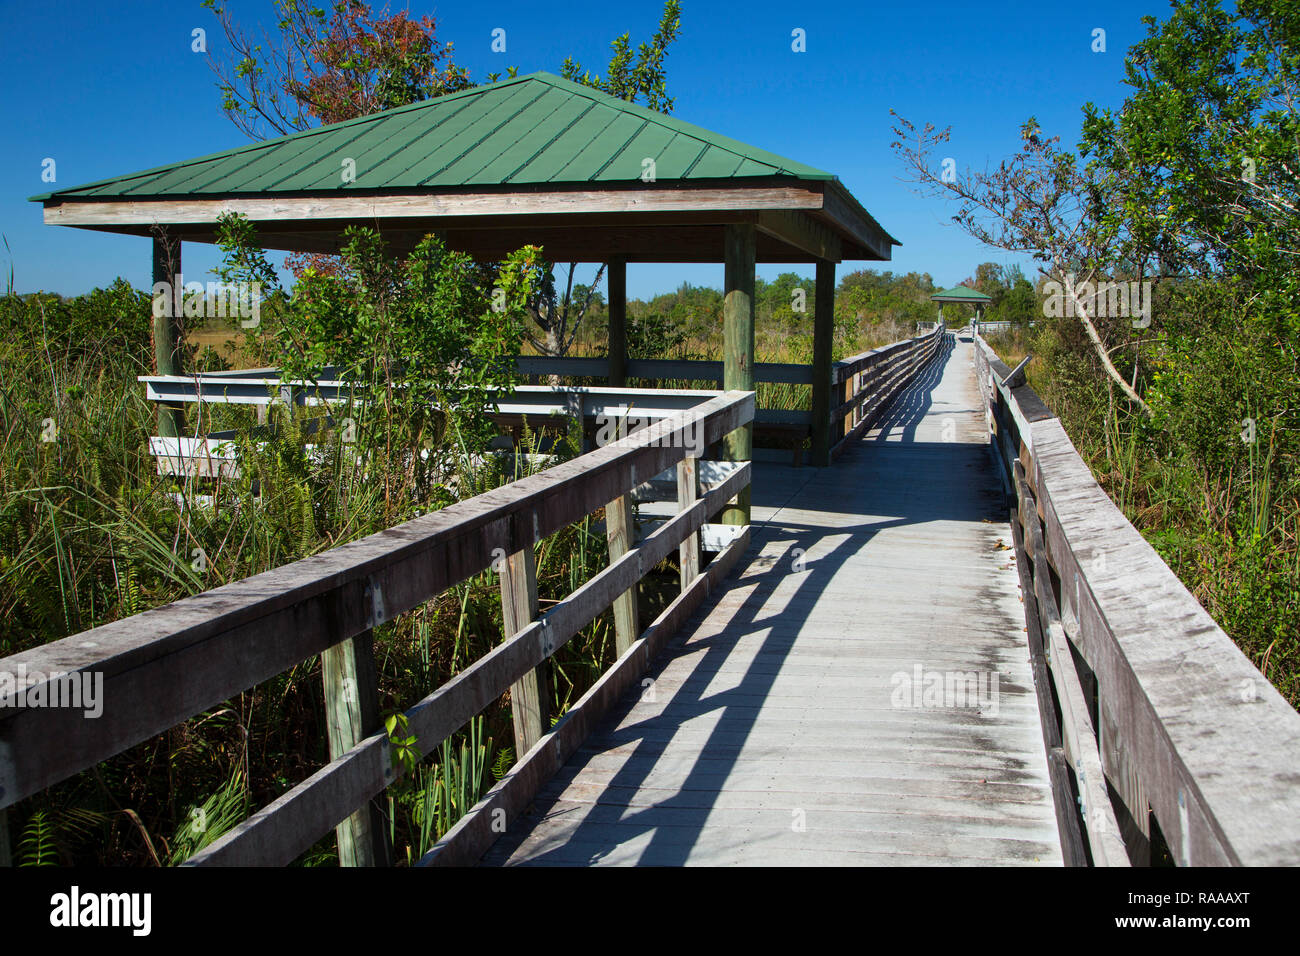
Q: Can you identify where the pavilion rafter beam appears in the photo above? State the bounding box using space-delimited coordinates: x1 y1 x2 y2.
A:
754 210 842 263
818 180 897 260
40 184 827 228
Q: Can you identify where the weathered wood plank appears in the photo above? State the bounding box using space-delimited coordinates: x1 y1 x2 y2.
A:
321 630 391 866
488 339 1065 867
722 223 756 526
185 462 752 865
45 184 829 227
1016 464 1128 866
420 526 751 866
500 545 547 756
979 328 1300 866
810 259 835 466
0 392 753 810
605 492 639 658
607 257 627 387
676 458 700 588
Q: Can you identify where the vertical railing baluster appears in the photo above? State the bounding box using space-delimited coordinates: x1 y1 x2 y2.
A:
322 628 391 866
500 545 547 755
606 492 640 656
677 455 700 589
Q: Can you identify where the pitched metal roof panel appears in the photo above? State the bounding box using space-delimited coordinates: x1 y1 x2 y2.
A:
31 71 834 201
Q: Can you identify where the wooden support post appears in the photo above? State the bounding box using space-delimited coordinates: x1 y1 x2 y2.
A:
607 256 627 387
842 373 853 443
722 223 755 524
321 630 391 866
151 233 184 438
605 491 640 656
677 457 700 588
0 810 10 867
499 545 548 755
1100 700 1151 865
810 259 835 466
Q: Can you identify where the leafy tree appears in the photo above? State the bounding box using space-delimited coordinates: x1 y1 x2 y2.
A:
202 0 470 139
1080 0 1300 280
214 213 538 517
834 269 937 328
561 1 682 113
890 111 1152 413
1078 0 1300 483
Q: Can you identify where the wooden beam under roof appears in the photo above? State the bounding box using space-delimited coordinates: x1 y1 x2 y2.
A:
42 181 896 262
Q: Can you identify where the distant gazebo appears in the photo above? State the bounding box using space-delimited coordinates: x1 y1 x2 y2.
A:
30 71 900 466
931 286 992 326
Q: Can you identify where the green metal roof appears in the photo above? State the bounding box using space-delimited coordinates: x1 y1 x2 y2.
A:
31 72 834 202
931 286 992 302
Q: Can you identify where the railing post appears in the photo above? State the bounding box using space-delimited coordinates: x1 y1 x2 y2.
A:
605 491 640 656
499 544 548 755
151 232 184 438
841 373 852 443
722 223 755 524
677 456 700 588
321 629 391 866
810 259 835 467
608 256 628 387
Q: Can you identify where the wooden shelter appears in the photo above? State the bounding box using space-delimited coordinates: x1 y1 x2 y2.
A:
931 285 992 324
31 71 899 466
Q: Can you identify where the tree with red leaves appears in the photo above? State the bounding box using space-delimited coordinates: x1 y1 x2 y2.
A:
202 0 470 140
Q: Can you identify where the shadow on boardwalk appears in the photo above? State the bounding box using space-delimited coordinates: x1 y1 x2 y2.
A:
484 336 1060 866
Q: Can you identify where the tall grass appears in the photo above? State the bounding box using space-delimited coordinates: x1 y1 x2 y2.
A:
984 326 1299 706
1 288 623 865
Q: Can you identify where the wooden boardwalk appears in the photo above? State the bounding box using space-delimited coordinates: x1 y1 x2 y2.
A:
484 336 1063 866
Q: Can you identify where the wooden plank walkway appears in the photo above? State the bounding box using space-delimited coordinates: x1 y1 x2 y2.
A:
482 335 1064 866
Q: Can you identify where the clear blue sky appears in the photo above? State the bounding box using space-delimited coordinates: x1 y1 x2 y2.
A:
0 0 1173 300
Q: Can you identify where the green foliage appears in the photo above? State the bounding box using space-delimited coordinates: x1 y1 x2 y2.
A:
627 312 687 359
17 809 57 866
400 716 493 862
385 711 421 776
0 222 598 863
561 1 682 113
168 768 251 865
203 0 471 139
17 807 106 866
835 269 938 329
1080 0 1300 279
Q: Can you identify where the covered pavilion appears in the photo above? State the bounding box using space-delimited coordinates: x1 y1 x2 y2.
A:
32 71 899 468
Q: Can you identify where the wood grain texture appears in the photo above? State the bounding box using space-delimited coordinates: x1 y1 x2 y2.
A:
483 338 1065 866
187 462 753 865
321 630 391 866
975 329 1300 866
0 392 753 810
500 546 547 756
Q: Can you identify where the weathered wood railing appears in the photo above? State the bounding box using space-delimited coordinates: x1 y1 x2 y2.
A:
140 329 946 472
974 333 1300 866
138 377 729 476
0 391 755 866
829 324 945 458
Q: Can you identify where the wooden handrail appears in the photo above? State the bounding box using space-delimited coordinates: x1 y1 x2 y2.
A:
828 325 945 459
0 390 755 868
974 332 1300 866
515 355 815 386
